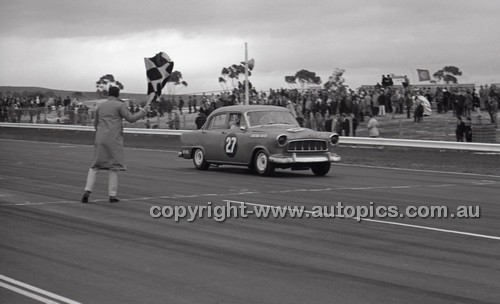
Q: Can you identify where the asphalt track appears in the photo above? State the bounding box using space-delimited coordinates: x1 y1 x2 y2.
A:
1 138 499 304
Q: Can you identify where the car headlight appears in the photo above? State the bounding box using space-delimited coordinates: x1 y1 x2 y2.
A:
329 133 339 146
277 134 288 146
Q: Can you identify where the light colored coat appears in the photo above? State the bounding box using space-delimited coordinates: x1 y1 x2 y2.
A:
91 97 146 170
367 117 380 137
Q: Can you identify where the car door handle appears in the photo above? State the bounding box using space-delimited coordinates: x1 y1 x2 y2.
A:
221 131 227 134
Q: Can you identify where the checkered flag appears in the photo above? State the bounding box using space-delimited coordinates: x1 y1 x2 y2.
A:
145 52 174 101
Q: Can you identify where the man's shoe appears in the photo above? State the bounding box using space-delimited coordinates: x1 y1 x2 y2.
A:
109 196 120 203
81 191 91 203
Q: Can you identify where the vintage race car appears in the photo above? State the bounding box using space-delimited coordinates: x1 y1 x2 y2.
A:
178 105 341 176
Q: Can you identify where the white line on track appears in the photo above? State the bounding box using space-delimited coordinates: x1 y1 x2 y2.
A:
223 200 500 241
361 218 500 241
12 200 77 206
0 274 81 304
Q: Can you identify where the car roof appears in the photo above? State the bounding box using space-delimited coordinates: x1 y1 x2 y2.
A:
209 105 288 115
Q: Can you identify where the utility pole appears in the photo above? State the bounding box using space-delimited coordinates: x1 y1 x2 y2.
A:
244 42 249 105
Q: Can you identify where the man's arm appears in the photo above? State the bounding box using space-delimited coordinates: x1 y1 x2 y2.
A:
94 108 99 131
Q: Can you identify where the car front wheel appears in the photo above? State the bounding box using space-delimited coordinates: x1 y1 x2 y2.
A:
311 162 330 176
254 150 275 176
193 148 209 170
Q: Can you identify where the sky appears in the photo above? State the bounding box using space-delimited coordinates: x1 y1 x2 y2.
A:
1 0 499 95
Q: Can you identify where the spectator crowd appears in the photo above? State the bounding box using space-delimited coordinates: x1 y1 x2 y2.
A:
187 81 499 142
2 81 498 142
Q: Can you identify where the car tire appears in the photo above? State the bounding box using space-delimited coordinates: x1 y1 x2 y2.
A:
254 150 275 176
311 162 330 176
193 148 209 170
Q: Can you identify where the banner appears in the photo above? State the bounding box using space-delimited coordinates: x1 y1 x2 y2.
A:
417 69 431 82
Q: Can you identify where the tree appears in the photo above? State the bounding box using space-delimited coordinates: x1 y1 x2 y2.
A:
433 66 462 84
284 75 297 89
218 76 228 91
293 69 321 90
96 74 124 97
219 63 251 91
166 71 188 94
323 68 347 95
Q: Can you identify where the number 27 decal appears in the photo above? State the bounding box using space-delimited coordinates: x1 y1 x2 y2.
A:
225 135 237 157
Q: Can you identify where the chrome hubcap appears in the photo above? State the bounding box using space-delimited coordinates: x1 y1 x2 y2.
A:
256 153 267 171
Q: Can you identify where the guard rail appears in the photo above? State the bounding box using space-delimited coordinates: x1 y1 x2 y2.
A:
1 123 499 152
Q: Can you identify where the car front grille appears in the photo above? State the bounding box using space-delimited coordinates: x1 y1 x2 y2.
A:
287 140 328 152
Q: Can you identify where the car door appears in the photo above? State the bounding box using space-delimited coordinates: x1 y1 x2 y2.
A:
219 112 253 164
202 113 228 161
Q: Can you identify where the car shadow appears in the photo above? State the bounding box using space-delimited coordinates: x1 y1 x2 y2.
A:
179 165 333 178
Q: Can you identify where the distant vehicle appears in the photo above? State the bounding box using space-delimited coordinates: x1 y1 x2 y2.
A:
179 105 341 176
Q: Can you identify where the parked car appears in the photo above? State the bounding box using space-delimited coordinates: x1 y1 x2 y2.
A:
179 105 341 176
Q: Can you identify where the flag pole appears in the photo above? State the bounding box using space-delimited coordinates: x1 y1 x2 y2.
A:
244 42 249 105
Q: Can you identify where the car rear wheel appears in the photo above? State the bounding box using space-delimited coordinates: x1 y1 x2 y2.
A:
254 150 275 176
311 162 330 176
193 148 209 170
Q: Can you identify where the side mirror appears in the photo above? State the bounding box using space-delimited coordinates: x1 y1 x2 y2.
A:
239 125 247 132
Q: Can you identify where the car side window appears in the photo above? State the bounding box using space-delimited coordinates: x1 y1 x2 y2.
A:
207 113 228 130
228 113 245 129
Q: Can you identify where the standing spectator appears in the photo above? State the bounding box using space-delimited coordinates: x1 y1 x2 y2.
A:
295 102 304 127
472 92 481 113
63 96 71 107
286 100 297 119
402 75 410 88
479 85 489 110
456 90 465 118
81 87 150 203
378 89 386 116
414 99 424 123
443 88 450 113
464 116 473 142
455 116 465 142
435 88 444 114
188 96 193 113
488 85 499 127
192 95 198 113
324 114 334 132
488 96 498 127
178 97 184 114
464 90 473 117
404 89 413 119
362 91 372 117
195 113 206 129
350 112 359 137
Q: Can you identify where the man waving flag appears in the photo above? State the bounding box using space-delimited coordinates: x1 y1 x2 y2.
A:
144 52 174 102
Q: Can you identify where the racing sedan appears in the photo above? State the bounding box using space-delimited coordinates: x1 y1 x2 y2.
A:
178 105 341 176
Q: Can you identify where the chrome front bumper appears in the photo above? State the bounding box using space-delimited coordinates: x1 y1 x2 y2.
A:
269 152 341 164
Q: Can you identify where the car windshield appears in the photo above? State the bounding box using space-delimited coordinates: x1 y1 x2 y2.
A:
247 110 299 127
